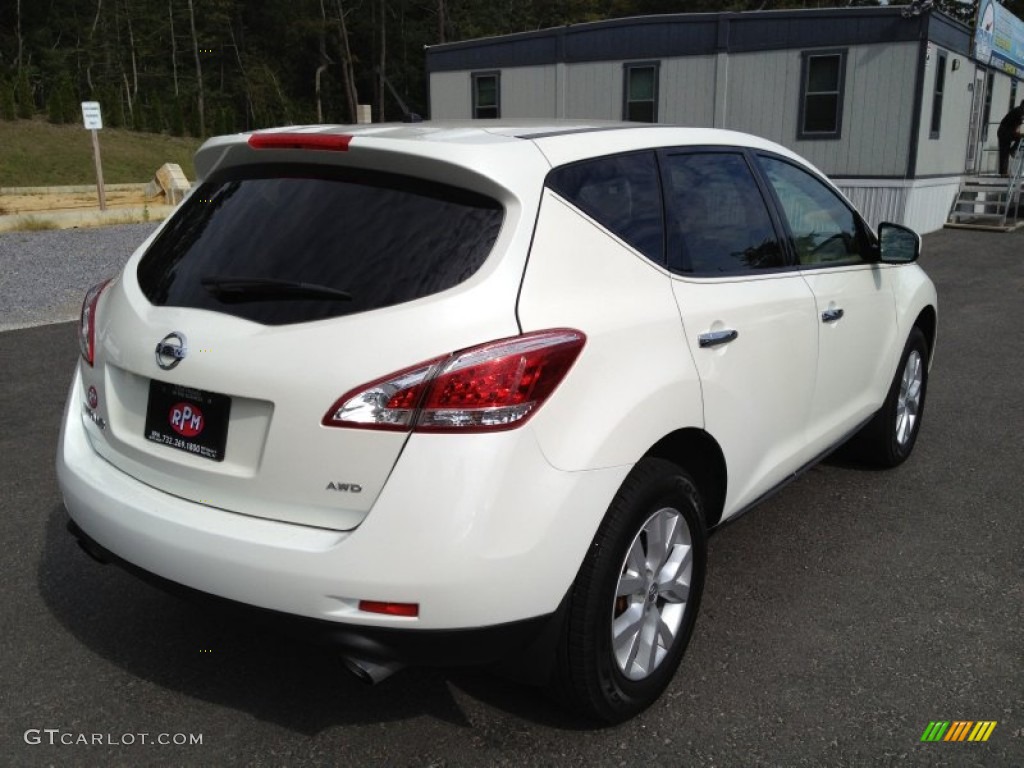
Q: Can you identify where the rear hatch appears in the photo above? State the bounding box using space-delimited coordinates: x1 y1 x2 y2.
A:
83 129 546 530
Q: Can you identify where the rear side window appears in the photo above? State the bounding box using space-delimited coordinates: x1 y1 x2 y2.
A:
662 152 785 274
546 151 664 263
137 166 504 325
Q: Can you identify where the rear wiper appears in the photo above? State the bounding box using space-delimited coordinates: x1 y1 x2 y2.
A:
201 276 353 303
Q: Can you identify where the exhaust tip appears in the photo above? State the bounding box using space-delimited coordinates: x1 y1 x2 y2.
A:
75 537 111 564
342 656 404 685
66 519 112 564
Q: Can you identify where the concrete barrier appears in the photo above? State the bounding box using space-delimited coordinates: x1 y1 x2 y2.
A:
0 205 176 232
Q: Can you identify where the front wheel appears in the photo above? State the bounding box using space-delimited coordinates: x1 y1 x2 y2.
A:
847 327 929 468
553 457 707 723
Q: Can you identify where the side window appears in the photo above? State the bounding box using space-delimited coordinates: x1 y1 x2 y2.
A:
662 152 785 275
798 50 846 140
472 72 500 119
931 52 946 139
758 155 868 267
546 151 664 263
623 63 659 123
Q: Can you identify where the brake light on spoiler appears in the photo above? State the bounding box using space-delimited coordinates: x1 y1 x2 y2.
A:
247 133 352 151
323 329 586 433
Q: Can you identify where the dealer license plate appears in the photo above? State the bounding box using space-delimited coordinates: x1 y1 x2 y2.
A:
144 380 231 462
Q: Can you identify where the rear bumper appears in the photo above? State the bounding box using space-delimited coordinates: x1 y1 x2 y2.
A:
57 367 630 632
66 516 563 670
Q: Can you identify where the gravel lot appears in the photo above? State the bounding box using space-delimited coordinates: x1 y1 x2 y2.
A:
0 223 158 332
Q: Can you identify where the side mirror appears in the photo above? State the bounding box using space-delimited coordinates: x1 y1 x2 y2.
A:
878 222 921 264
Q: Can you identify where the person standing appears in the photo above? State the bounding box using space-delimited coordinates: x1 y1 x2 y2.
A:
997 99 1024 176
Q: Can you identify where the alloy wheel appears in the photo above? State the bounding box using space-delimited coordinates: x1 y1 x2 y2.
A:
611 507 693 681
896 349 923 447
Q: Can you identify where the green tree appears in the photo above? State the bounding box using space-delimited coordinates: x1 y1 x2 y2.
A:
0 78 16 120
171 99 187 136
47 71 77 123
0 0 1009 140
97 86 123 129
15 70 34 118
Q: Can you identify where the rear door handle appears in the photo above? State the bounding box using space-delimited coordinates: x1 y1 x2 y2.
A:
821 308 845 323
698 329 739 348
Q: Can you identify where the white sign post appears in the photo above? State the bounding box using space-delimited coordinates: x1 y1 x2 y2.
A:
81 101 106 211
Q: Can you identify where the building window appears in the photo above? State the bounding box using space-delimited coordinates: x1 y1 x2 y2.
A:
930 52 946 139
472 72 500 119
1011 80 1019 113
798 50 846 140
983 71 995 142
623 63 659 123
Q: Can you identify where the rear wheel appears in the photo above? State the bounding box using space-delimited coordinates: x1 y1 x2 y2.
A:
553 457 706 723
847 327 929 467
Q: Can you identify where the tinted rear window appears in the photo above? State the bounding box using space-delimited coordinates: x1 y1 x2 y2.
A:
663 152 785 274
545 151 664 263
137 165 504 325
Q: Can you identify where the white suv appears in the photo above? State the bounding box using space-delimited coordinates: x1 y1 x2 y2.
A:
57 122 936 722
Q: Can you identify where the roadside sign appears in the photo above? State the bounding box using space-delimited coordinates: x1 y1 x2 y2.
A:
81 101 103 130
81 101 106 210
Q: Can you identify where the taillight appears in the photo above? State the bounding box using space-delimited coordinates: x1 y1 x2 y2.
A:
247 133 352 151
322 329 585 433
79 278 113 366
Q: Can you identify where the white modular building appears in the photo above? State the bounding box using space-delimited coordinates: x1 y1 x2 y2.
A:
427 5 1020 234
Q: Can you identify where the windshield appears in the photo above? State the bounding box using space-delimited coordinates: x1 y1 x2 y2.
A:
137 164 504 325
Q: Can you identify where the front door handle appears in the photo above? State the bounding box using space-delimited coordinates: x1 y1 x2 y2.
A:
822 308 845 323
698 329 739 348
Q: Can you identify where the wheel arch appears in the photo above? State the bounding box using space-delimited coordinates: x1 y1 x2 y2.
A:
644 428 727 529
913 305 937 365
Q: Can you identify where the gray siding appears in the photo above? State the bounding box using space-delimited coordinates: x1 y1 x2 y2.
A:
564 62 621 120
660 56 717 126
725 43 918 177
834 44 918 177
503 66 559 118
430 72 471 119
426 7 969 72
430 67 559 119
432 65 611 120
433 43 920 179
915 44 974 176
724 51 798 147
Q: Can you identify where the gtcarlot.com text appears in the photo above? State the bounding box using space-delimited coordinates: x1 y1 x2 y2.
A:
24 729 203 746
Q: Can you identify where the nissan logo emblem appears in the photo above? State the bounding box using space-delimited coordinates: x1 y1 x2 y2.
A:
155 332 188 370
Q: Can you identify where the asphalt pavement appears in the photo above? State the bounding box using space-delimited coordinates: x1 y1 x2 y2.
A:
0 226 1021 767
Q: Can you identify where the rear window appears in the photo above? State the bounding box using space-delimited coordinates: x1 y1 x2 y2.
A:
137 165 504 325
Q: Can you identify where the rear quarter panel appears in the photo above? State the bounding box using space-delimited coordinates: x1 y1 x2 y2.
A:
518 190 704 472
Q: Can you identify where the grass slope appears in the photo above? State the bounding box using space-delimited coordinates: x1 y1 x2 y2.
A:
0 119 203 187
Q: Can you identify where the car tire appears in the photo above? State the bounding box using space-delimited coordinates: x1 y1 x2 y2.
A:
552 457 707 723
846 326 929 468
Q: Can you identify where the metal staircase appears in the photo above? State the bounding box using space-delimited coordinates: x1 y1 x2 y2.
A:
946 149 1024 231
